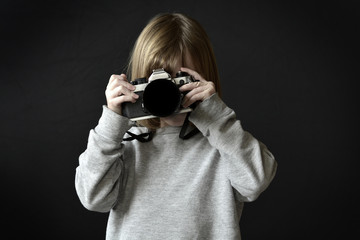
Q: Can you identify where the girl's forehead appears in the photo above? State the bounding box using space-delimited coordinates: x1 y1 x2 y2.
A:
167 54 196 77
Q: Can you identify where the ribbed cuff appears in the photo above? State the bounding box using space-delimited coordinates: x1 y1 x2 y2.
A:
94 106 134 142
189 93 233 133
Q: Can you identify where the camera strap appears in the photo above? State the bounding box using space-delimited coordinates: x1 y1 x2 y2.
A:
123 112 199 142
179 112 200 140
123 131 154 142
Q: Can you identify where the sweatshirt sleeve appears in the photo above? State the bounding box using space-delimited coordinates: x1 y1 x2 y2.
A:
189 93 277 202
75 106 133 212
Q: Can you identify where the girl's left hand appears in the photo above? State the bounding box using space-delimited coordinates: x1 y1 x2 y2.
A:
179 67 216 108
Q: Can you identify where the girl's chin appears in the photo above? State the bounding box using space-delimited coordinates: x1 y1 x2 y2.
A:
160 113 187 127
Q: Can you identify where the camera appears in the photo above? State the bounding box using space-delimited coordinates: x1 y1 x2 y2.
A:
122 68 197 121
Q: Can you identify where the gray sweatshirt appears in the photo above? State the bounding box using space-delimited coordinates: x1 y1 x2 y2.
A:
75 93 277 240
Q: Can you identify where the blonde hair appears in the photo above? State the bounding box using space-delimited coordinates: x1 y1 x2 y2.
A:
126 13 221 130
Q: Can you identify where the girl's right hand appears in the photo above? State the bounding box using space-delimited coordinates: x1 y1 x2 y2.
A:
105 74 139 115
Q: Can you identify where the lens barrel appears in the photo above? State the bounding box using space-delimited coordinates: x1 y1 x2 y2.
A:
143 79 181 117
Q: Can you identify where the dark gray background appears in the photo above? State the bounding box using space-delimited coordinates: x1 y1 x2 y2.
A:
1 0 358 239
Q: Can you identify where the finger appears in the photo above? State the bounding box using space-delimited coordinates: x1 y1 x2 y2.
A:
111 95 138 107
108 75 121 90
180 67 206 82
108 74 125 88
182 92 206 108
182 82 216 108
108 80 136 95
111 76 135 90
182 86 207 108
183 84 206 99
179 81 203 92
109 73 127 83
108 74 135 91
109 85 138 99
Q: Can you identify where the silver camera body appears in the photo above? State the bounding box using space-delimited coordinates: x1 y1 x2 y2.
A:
122 68 196 121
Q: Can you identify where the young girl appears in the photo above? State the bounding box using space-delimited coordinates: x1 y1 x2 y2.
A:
75 13 277 239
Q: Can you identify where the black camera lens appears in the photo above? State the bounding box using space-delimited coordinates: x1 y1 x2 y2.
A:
143 79 181 117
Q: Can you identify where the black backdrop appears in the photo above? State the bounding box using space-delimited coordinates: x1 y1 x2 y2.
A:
1 0 358 239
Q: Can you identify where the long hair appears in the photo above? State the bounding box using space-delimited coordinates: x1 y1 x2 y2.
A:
126 13 221 130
